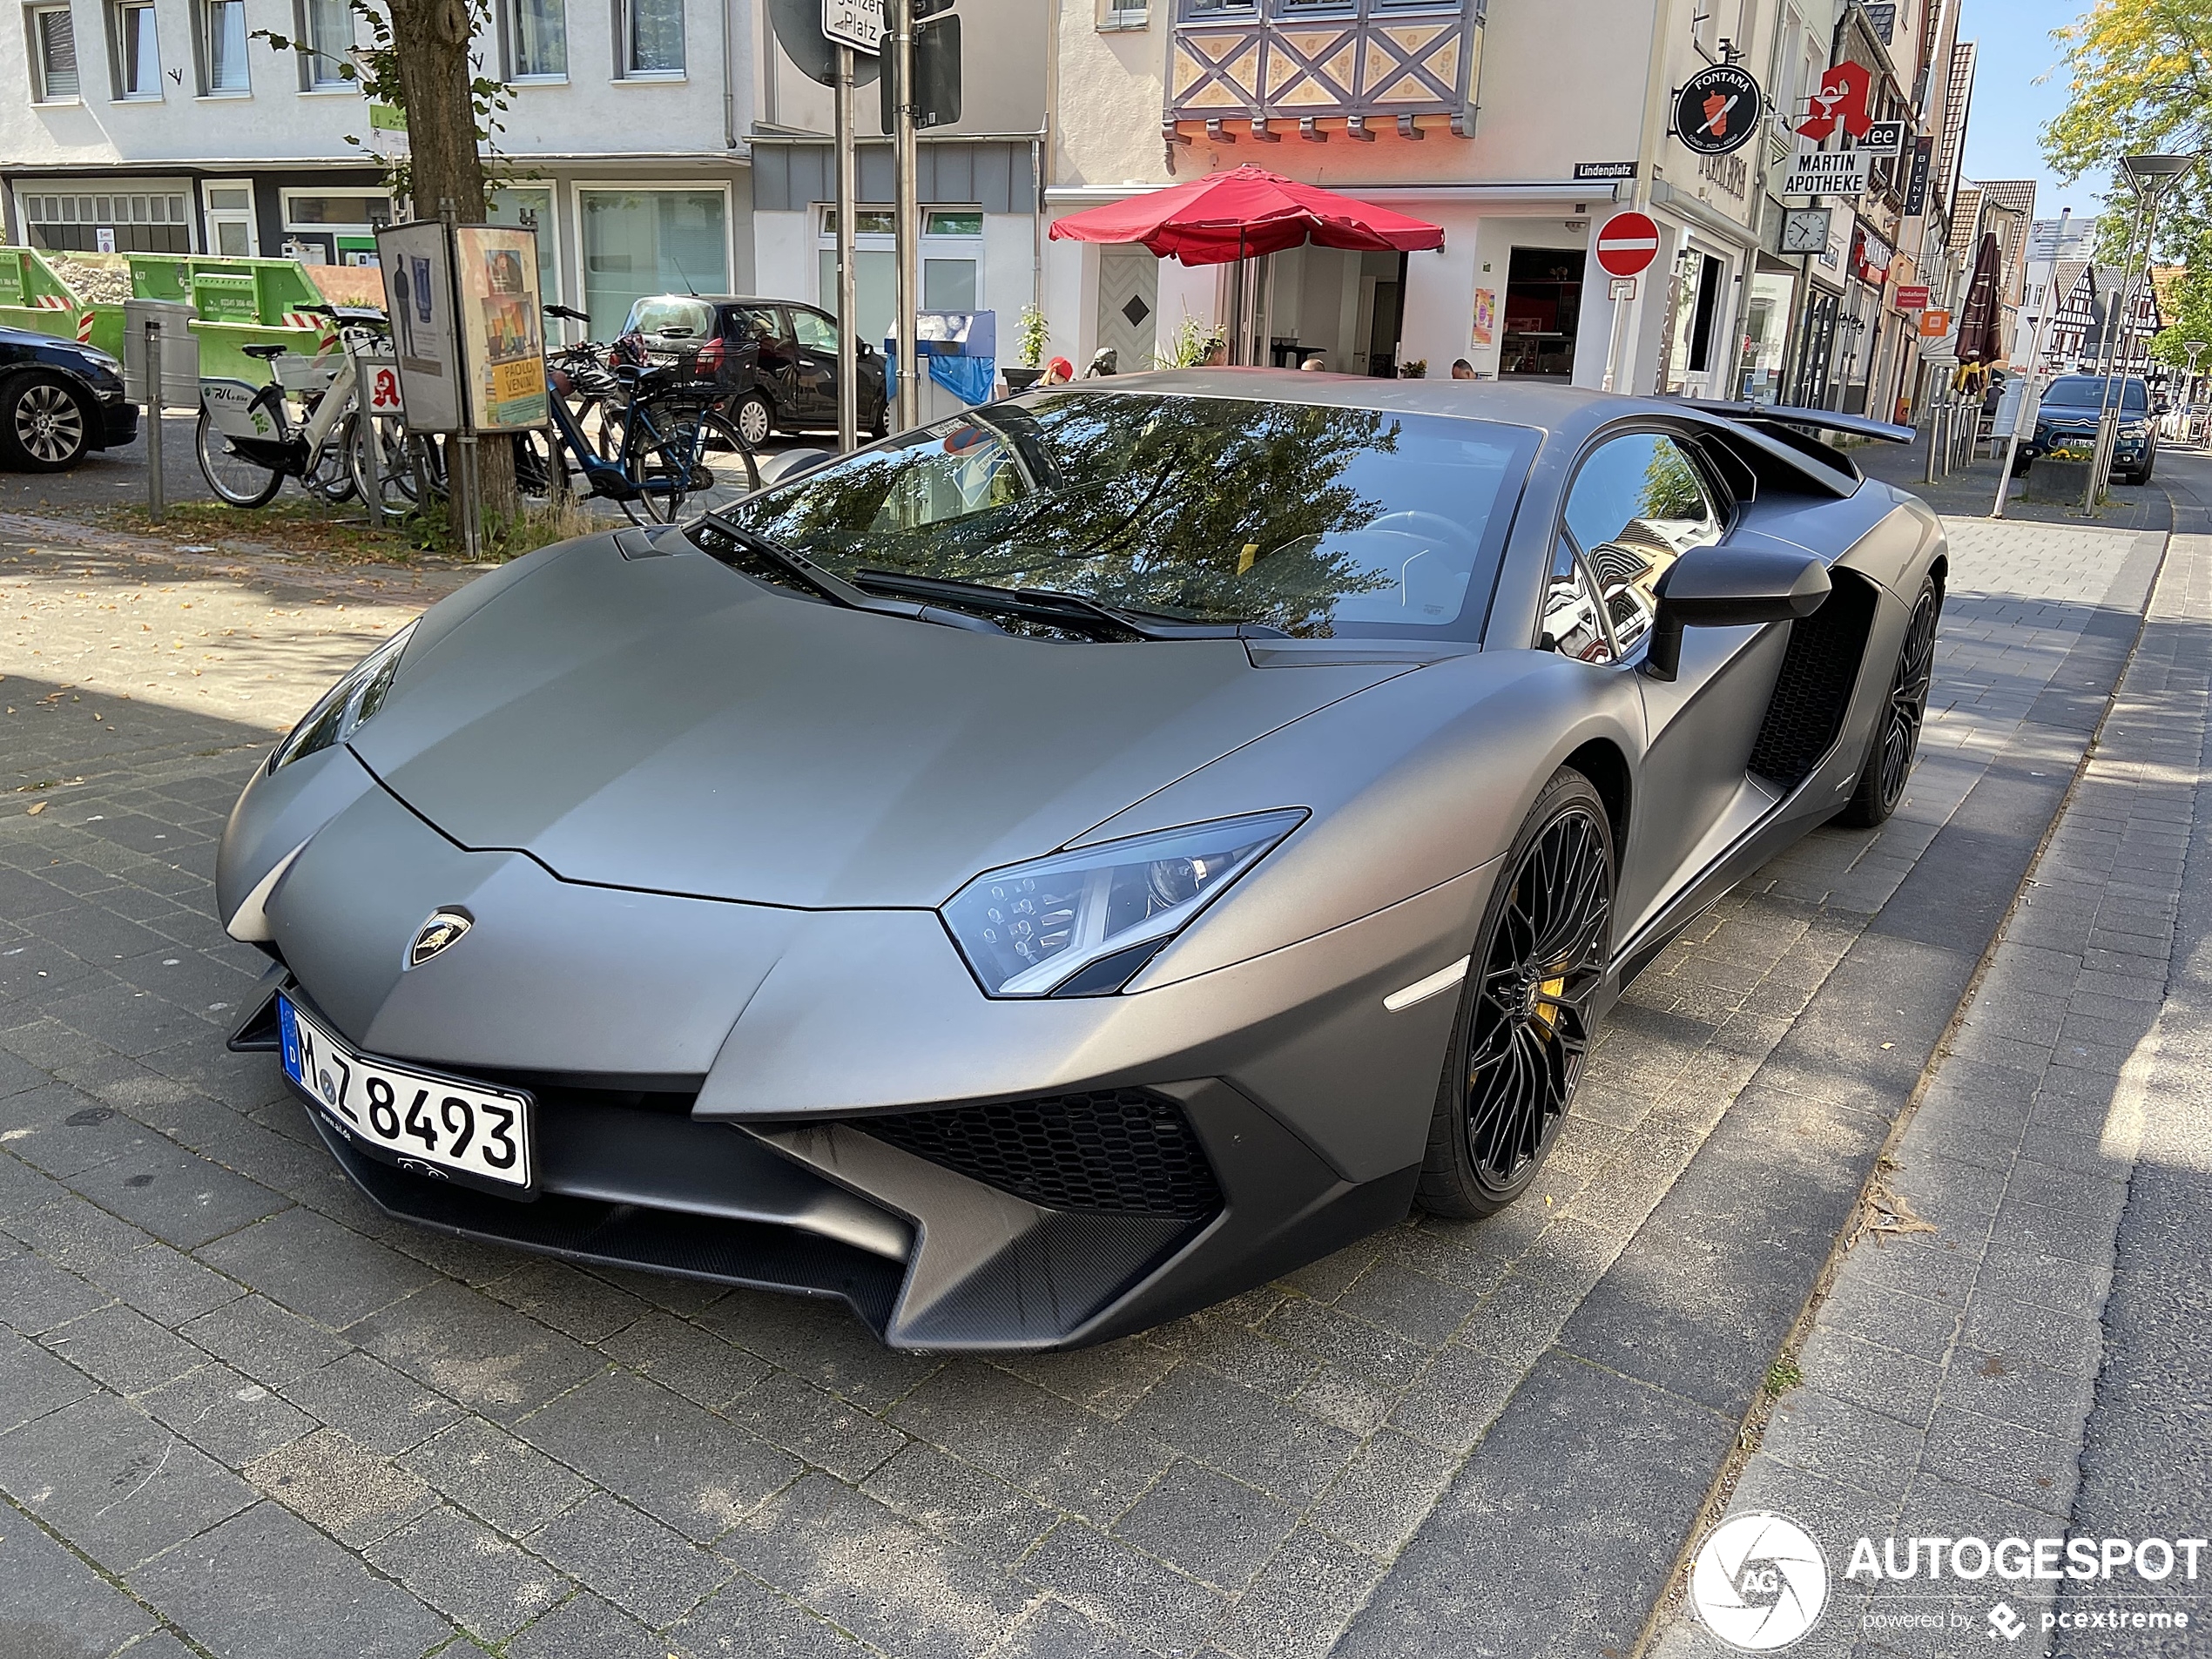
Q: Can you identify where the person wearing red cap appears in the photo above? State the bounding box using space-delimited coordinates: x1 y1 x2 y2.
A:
1042 357 1075 385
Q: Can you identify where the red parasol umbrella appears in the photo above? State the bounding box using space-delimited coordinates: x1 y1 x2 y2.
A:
1048 164 1445 266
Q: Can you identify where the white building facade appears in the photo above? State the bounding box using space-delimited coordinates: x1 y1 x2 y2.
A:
1 0 759 334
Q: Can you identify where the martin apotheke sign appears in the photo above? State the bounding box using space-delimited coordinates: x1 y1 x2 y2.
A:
1784 149 1872 198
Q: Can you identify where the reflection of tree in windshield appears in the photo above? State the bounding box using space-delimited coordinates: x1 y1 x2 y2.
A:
728 394 1413 636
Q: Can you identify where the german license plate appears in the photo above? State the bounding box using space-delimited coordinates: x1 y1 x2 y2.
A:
279 994 532 1188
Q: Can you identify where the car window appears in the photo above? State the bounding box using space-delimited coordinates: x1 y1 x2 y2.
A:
720 392 1540 638
624 296 716 340
1541 539 1614 664
2041 375 2148 413
790 309 838 353
729 306 785 346
1561 432 1721 650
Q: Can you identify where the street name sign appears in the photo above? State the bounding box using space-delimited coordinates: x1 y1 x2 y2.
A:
823 0 881 53
1574 161 1638 183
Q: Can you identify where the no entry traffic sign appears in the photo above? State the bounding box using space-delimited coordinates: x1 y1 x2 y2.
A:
1596 212 1661 280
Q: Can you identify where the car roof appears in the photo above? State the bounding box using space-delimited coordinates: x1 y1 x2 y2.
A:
630 295 825 313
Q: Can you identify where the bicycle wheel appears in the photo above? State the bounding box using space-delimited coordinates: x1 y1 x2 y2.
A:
512 429 556 502
195 392 287 508
308 408 359 503
683 412 760 518
350 412 420 513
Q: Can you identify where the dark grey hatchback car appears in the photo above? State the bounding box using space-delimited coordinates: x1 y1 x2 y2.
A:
618 294 890 448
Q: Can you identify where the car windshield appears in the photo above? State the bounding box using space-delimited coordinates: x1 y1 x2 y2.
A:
623 296 715 340
2042 376 2149 412
710 391 1536 637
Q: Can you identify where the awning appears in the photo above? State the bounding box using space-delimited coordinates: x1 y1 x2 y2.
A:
1048 165 1446 267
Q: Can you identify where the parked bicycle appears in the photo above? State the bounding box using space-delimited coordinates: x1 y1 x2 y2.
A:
522 335 759 524
196 306 392 509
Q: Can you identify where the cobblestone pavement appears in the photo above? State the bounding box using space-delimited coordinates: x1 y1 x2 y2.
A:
0 511 2168 1659
1650 532 2211 1659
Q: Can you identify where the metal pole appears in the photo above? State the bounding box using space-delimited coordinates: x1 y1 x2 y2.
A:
144 318 164 526
2084 192 2155 510
834 43 860 453
892 0 920 432
455 432 482 562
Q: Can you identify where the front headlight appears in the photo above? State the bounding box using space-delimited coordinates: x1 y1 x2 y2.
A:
2121 419 2150 438
941 809 1307 998
268 622 417 773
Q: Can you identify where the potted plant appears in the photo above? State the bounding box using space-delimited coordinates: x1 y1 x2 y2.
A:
1002 305 1049 392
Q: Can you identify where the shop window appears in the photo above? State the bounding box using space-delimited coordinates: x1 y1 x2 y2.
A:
618 0 682 76
508 0 564 78
30 4 80 101
19 186 189 252
579 187 727 338
299 0 351 85
1501 246 1581 381
280 190 392 265
111 0 158 96
202 0 248 91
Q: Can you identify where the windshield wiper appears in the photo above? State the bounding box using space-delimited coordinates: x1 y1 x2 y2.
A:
849 569 1285 641
691 520 1005 633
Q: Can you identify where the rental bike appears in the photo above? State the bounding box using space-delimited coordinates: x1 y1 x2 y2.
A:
195 306 394 508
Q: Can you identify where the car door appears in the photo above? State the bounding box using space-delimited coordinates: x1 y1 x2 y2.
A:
1560 428 1791 932
731 305 800 416
786 307 842 426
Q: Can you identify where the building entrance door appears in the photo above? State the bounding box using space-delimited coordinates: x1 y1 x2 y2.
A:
1501 247 1582 381
1096 246 1159 373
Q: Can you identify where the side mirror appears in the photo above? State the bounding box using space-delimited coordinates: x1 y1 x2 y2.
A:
1642 543 1831 682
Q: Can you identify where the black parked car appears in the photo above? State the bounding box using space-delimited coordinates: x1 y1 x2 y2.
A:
617 295 889 448
0 325 138 472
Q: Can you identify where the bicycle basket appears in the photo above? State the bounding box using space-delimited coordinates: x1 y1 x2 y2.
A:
273 354 342 394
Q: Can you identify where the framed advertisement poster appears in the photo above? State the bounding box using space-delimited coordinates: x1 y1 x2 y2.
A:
1473 287 1496 348
375 221 463 433
454 226 548 431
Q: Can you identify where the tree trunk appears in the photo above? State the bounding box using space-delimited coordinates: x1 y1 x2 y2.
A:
385 0 519 524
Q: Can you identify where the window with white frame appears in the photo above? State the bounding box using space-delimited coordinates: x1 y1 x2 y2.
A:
507 0 563 77
618 0 681 74
111 0 158 95
300 0 352 85
29 3 81 100
19 185 190 251
817 206 982 347
1098 0 1147 26
202 0 247 90
578 187 726 337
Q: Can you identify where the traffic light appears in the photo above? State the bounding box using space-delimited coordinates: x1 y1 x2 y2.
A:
880 7 961 132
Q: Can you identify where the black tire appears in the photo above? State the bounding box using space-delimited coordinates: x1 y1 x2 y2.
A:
868 399 889 440
1838 575 1942 829
0 372 94 472
1417 768 1615 1220
195 392 287 508
624 409 757 526
731 391 775 448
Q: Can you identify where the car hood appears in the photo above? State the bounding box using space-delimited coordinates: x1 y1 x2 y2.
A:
350 536 1418 908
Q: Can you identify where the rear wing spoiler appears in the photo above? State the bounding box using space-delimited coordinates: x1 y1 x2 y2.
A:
1673 399 1917 446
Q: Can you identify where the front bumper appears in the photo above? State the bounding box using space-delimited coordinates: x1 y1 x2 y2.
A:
225 753 1485 1350
98 398 138 450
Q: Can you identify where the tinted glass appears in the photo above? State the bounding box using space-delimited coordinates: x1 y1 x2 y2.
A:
1563 432 1720 651
1541 540 1613 664
2041 375 2149 412
717 392 1536 637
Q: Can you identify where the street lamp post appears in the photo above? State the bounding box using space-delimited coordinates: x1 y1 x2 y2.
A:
2084 154 2197 509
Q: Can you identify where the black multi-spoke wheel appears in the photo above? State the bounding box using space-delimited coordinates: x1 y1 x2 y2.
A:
1419 768 1615 1218
1838 576 1941 828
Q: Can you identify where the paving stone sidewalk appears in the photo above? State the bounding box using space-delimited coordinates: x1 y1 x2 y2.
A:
1651 534 2212 1659
0 517 2168 1659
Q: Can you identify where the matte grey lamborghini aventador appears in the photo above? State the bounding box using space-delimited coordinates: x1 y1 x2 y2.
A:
215 371 1945 1351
